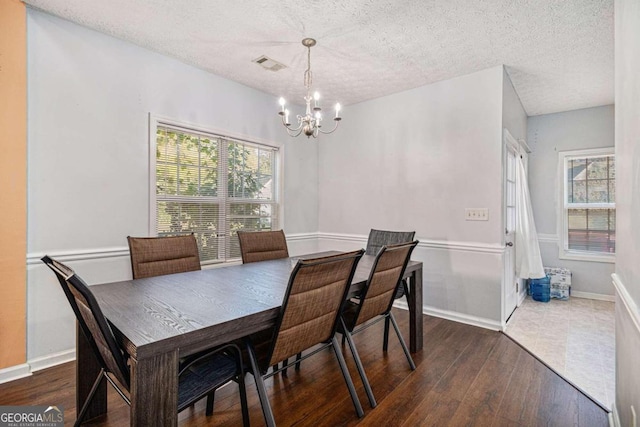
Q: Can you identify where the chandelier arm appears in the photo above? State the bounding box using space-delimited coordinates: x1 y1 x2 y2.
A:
317 119 341 135
285 127 304 137
280 114 304 132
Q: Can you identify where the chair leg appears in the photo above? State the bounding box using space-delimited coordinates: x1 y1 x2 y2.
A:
295 352 302 371
245 338 276 427
282 358 288 377
237 373 250 427
341 320 377 408
383 317 390 352
331 336 364 418
205 392 215 416
389 312 416 370
75 369 105 427
402 278 410 298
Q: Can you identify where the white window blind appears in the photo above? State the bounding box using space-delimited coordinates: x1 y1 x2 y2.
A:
155 124 278 263
562 151 615 256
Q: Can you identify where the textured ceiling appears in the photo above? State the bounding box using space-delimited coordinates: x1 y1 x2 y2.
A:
23 0 614 116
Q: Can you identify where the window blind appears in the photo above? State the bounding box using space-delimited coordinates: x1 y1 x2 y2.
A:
565 154 615 254
155 125 278 263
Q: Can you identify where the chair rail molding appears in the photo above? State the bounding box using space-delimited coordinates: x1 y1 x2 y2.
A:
613 273 640 332
284 232 318 241
27 247 130 265
27 233 320 265
317 232 505 254
537 233 559 243
27 232 506 265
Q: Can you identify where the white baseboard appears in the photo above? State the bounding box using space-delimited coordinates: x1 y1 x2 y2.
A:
28 348 75 372
393 300 502 331
0 363 31 384
609 403 621 427
572 291 616 302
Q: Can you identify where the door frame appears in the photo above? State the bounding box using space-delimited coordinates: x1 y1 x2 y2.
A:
502 129 530 328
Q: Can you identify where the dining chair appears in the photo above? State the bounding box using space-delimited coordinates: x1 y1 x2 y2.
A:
339 240 419 408
365 229 416 344
41 256 249 426
366 229 416 297
127 234 201 279
237 229 297 374
237 229 289 264
244 250 366 427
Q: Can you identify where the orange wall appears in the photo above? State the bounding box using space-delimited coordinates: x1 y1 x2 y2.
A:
0 0 27 369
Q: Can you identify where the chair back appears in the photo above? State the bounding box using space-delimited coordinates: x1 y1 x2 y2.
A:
266 250 364 369
237 230 289 264
127 234 201 279
365 229 416 256
352 241 418 327
41 256 130 389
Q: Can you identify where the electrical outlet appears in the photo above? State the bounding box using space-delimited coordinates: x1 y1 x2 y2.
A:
465 208 489 221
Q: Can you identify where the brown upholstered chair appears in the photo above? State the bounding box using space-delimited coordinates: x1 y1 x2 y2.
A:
127 234 201 279
41 256 249 427
366 229 416 298
237 230 289 264
244 250 365 426
339 241 419 408
237 229 294 373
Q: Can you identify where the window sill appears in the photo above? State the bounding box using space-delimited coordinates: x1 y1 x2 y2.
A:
558 250 615 264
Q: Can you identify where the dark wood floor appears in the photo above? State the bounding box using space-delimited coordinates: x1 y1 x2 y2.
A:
0 310 609 426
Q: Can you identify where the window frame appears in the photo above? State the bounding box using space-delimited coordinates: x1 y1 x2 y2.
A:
557 147 615 263
148 114 283 265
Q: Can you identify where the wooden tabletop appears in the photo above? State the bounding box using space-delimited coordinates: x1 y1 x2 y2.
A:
92 253 421 360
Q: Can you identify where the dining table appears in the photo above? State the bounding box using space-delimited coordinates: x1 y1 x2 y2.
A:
79 251 423 426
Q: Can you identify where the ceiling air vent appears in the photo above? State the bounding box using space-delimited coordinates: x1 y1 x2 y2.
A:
253 55 287 72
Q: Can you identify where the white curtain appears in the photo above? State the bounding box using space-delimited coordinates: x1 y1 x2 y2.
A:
515 156 545 279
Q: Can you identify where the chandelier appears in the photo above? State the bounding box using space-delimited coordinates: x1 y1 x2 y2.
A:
278 38 342 138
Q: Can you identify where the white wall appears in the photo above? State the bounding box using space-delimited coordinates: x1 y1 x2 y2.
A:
317 66 507 327
26 10 318 362
502 68 527 142
614 0 640 423
526 106 615 297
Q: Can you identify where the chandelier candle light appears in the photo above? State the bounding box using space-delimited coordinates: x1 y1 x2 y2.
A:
278 38 342 138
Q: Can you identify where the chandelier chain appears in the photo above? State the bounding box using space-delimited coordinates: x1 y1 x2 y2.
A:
304 45 312 90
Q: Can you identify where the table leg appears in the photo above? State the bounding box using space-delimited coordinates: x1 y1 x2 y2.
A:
409 267 423 352
76 321 107 421
129 350 179 426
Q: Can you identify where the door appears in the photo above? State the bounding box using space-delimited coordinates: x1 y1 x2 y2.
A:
503 130 519 323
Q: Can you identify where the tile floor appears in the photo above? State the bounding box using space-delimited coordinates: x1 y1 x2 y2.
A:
505 296 615 409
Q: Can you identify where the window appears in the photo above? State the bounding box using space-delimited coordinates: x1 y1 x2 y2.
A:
559 148 615 262
153 120 279 264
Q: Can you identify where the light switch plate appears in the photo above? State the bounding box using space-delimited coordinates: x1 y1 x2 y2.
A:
465 208 489 221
